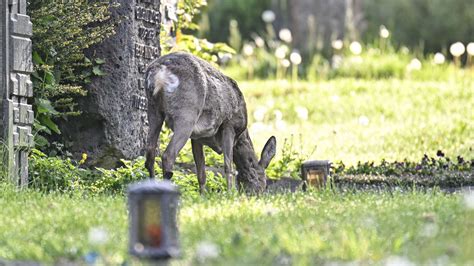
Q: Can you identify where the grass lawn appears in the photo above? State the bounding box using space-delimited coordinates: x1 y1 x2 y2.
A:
1 77 473 264
1 184 473 265
241 78 473 165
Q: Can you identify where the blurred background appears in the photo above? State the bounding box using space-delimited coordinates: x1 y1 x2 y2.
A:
165 0 473 165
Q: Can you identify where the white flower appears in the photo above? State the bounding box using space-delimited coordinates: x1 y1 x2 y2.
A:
279 28 293 43
262 10 276 23
420 223 439 238
331 39 343 50
195 241 220 262
407 58 422 71
290 51 302 65
349 41 362 55
350 56 363 64
295 106 308 120
331 55 343 69
358 116 369 126
400 46 410 54
384 256 415 266
331 95 340 102
273 110 283 120
467 42 474 56
266 99 275 108
379 25 390 39
218 52 232 63
253 107 267 122
203 39 214 49
254 36 265 48
282 59 290 68
433 53 445 64
450 42 465 57
250 122 269 133
275 119 287 130
229 19 238 28
275 45 288 59
463 190 474 209
243 43 254 56
88 227 109 245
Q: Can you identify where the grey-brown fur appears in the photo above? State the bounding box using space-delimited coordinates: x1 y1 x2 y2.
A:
144 52 276 193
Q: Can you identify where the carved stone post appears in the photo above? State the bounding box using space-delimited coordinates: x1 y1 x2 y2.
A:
0 0 34 186
62 0 163 168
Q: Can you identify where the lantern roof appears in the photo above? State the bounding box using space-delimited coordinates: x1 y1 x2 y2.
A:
302 160 332 167
128 179 180 195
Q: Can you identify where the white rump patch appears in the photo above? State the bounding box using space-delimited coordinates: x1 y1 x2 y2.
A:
153 66 180 96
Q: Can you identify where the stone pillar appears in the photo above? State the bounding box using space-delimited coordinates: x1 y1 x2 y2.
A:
62 0 163 168
0 0 34 186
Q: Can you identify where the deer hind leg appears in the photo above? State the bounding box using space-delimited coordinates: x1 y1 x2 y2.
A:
222 126 236 191
191 140 206 194
161 120 195 180
145 108 164 179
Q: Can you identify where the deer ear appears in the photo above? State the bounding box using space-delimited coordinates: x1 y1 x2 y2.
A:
259 136 276 169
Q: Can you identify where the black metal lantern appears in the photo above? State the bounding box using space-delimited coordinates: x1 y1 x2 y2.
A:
301 160 331 191
128 180 180 259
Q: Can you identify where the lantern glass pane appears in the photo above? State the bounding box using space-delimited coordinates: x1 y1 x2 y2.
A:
307 169 325 187
138 195 162 247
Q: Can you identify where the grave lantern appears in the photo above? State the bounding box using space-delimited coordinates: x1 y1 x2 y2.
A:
128 180 180 260
301 160 331 191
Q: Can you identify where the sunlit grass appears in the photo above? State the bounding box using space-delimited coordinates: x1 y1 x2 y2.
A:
1 77 473 264
0 183 473 264
241 78 474 165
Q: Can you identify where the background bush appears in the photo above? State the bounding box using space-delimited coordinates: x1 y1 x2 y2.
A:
202 0 272 47
363 0 474 54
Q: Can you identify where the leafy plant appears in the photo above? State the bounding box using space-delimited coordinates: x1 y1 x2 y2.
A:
266 136 315 179
28 1 118 149
161 0 235 63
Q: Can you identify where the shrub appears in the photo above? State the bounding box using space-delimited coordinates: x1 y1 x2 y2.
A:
28 1 118 149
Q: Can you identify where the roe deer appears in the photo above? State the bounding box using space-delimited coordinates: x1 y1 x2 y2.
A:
144 52 276 193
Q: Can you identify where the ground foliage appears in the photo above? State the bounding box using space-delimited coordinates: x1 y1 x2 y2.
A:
333 152 474 188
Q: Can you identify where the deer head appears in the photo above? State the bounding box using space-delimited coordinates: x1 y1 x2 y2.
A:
233 131 276 193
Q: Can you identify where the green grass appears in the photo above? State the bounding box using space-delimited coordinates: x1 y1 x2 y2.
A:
1 76 473 264
0 184 473 265
240 78 474 165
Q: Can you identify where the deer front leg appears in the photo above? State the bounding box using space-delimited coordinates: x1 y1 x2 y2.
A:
145 108 164 179
222 127 235 191
162 120 194 180
191 140 206 194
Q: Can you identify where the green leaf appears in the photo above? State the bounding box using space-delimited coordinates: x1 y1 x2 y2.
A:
38 115 61 134
92 66 106 76
214 43 236 54
32 51 45 65
34 135 50 148
95 58 106 64
31 71 43 82
36 98 60 115
44 71 55 85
